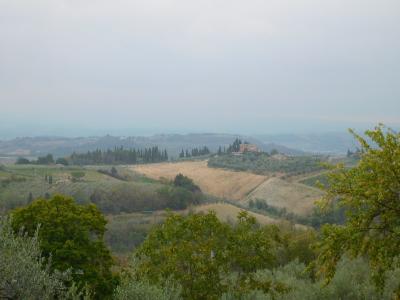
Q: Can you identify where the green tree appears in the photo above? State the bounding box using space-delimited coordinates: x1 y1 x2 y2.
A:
133 211 283 299
0 217 72 299
114 279 181 300
270 149 279 155
316 125 400 295
37 154 55 165
173 173 201 192
56 157 69 166
134 212 230 299
70 171 85 182
11 195 116 298
226 212 283 297
16 157 30 164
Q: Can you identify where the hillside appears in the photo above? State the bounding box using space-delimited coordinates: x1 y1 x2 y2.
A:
245 177 323 216
208 152 324 176
190 203 277 225
133 160 267 200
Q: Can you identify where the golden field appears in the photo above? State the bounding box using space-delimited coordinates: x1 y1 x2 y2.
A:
133 160 267 200
246 177 323 216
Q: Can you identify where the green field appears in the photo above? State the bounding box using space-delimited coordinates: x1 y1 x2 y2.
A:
0 164 210 254
208 152 325 175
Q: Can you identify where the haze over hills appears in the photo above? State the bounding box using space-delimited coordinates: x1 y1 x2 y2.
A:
256 132 360 154
0 129 366 159
0 133 306 158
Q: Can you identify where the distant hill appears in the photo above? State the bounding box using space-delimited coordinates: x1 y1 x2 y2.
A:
255 132 358 154
0 133 303 158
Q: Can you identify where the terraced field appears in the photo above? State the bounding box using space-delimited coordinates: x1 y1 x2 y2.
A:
133 160 267 200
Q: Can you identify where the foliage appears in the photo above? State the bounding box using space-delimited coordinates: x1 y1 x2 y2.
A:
70 171 85 180
157 185 203 210
67 146 168 165
309 201 346 228
105 217 149 254
0 174 26 187
11 195 117 299
300 173 329 188
16 154 55 165
98 167 127 181
208 152 324 175
316 125 400 295
133 211 284 299
114 279 181 300
0 217 71 299
56 157 69 166
173 173 201 192
227 138 242 153
37 154 55 165
16 157 30 164
179 146 211 158
266 257 398 300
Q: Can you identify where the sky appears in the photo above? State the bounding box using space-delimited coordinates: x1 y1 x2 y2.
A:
0 0 399 138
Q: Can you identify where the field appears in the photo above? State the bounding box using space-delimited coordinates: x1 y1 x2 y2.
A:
133 160 267 200
208 152 325 175
190 203 277 225
0 164 181 214
246 177 323 216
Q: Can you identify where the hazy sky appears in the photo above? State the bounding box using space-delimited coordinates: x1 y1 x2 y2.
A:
0 0 399 137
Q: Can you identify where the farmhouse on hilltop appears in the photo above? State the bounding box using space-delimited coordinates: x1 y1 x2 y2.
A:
239 143 260 153
231 143 261 155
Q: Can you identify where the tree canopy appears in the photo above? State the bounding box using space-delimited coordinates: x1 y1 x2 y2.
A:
317 125 400 294
11 195 117 299
132 211 285 299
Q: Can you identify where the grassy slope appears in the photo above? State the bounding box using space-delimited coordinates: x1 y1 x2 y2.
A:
0 164 162 212
245 177 323 216
133 160 267 200
190 203 277 225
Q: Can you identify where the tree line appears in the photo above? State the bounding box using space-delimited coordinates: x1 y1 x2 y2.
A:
179 146 211 158
16 146 169 166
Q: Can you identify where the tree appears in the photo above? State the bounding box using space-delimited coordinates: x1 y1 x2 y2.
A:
48 175 53 184
134 212 231 299
114 279 181 300
218 146 222 155
173 173 201 192
37 154 54 165
0 217 72 299
270 149 279 155
111 166 118 177
56 157 69 166
133 211 283 299
11 195 116 298
16 157 30 164
316 125 400 295
226 212 282 297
